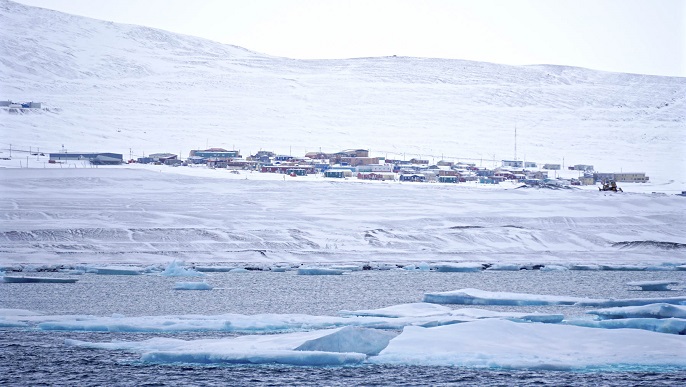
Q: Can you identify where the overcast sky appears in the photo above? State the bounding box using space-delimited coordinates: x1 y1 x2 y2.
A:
16 0 686 76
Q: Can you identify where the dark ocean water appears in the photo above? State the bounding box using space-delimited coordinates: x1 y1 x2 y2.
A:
2 269 685 386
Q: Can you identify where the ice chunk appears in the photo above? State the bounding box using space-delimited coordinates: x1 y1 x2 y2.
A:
540 265 568 271
424 288 686 307
330 265 362 271
2 275 77 283
92 266 143 275
269 266 289 272
486 264 523 271
449 308 564 324
372 319 686 370
433 262 483 272
339 303 453 318
417 262 430 271
160 261 205 277
576 296 686 307
424 288 597 306
174 282 212 291
297 267 344 275
295 326 398 355
588 303 686 320
228 268 249 273
626 280 679 291
567 318 686 335
194 266 236 272
67 328 368 366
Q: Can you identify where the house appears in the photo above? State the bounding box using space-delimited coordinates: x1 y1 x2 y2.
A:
148 153 177 163
608 172 650 183
89 155 123 165
324 170 347 178
190 148 240 160
438 176 458 183
261 165 316 174
286 168 308 176
357 172 395 181
573 164 594 172
400 174 426 182
339 157 379 166
543 164 561 170
274 155 295 162
356 164 393 173
50 152 123 162
502 160 523 168
524 161 537 168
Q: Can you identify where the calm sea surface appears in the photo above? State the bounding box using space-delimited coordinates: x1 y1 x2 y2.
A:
2 269 685 386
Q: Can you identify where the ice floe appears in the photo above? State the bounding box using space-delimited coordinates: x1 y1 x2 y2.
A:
567 318 686 335
424 288 686 307
160 261 205 277
62 319 686 369
339 303 453 318
588 303 686 320
626 280 680 291
174 282 212 291
371 319 686 370
2 275 77 283
297 267 344 275
91 266 143 275
433 262 484 272
193 266 236 272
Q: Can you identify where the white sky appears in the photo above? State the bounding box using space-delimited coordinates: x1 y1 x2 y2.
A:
16 0 686 76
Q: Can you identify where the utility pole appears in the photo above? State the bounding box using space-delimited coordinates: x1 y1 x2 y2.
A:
9 144 11 157
514 125 517 161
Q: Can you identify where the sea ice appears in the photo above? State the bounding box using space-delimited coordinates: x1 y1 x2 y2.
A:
174 282 212 290
587 303 686 320
626 280 680 291
295 326 398 356
424 288 686 307
423 288 597 306
339 303 453 318
2 275 77 283
91 266 143 275
67 328 371 366
228 268 249 273
193 266 236 272
297 267 344 275
567 317 686 335
329 265 362 271
371 319 686 370
433 262 483 272
160 261 205 277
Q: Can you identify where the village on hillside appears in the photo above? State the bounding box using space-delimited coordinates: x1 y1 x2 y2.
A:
43 147 650 187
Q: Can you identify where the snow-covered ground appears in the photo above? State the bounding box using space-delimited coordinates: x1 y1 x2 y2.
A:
1 166 684 267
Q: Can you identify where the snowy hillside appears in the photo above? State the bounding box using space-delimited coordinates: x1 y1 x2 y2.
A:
1 0 685 184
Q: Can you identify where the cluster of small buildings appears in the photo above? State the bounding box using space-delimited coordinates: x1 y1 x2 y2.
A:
125 148 649 186
42 147 649 186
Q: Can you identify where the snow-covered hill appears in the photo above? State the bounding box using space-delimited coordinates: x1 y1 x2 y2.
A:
1 0 685 184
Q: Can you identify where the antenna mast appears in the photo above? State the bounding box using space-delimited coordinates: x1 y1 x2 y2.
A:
514 125 517 161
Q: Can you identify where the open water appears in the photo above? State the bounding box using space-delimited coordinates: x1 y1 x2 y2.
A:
2 269 685 386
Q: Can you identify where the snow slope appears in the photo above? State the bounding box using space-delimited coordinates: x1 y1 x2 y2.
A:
1 0 685 184
1 168 684 266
